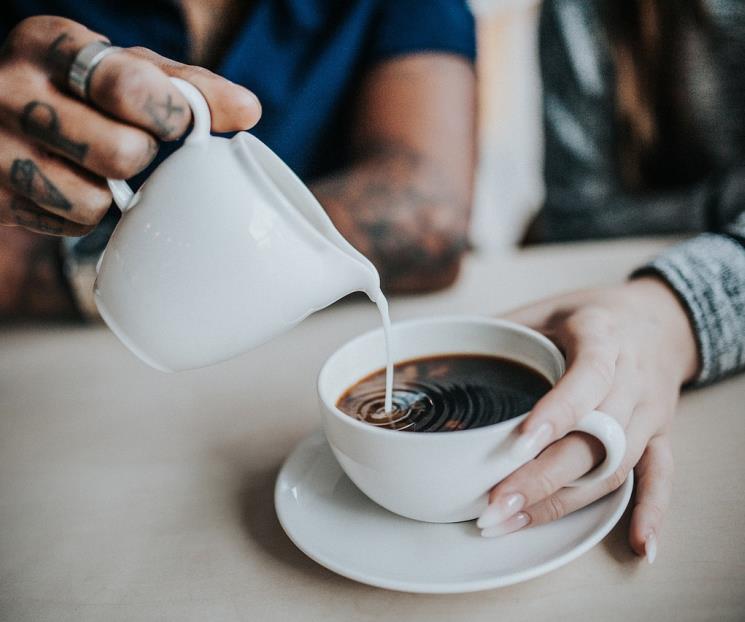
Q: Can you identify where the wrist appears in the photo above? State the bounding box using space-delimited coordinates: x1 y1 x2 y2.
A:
626 276 700 384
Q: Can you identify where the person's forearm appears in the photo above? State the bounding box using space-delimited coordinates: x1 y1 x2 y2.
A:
311 141 471 293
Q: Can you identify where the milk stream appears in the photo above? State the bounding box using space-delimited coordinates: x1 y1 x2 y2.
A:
372 292 394 414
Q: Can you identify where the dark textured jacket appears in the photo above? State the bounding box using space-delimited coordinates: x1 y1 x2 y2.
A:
536 0 745 384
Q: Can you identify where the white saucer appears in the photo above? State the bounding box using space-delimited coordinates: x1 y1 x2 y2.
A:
275 431 633 593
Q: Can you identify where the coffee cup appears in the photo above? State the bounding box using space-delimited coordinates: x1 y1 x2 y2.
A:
318 315 626 523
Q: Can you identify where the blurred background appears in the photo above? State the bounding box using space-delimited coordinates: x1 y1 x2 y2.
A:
471 0 543 253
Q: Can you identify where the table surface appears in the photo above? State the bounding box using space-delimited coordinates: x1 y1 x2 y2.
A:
1 238 744 622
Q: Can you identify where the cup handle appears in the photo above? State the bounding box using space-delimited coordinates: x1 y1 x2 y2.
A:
106 77 212 212
564 410 626 487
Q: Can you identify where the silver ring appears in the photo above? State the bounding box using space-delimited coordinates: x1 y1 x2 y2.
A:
68 41 122 100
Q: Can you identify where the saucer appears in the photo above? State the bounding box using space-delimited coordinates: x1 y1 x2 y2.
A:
275 431 633 593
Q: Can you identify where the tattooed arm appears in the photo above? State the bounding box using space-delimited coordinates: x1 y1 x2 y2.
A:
312 54 476 293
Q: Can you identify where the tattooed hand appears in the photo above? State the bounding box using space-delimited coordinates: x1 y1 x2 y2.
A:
0 15 262 235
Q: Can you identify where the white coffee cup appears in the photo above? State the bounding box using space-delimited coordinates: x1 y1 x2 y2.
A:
318 316 626 523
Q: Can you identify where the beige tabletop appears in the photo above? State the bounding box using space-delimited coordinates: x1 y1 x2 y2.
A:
1 238 744 622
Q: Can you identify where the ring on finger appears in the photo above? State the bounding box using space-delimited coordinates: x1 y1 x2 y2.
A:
68 40 122 101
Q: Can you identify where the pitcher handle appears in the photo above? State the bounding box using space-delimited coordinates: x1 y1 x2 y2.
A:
107 77 212 212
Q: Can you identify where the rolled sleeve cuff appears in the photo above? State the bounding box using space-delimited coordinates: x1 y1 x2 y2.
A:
632 233 745 385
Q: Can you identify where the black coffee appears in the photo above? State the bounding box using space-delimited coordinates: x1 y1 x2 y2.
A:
336 354 552 432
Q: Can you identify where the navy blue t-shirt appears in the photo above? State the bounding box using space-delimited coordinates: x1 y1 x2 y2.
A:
2 0 475 182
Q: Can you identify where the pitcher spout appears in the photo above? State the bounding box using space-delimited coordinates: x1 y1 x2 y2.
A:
323 245 382 304
232 131 382 302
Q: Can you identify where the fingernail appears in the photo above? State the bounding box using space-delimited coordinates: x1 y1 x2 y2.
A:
645 533 657 564
477 493 525 529
481 512 531 538
511 422 553 460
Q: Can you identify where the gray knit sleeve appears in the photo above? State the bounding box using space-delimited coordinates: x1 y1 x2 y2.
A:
633 212 745 385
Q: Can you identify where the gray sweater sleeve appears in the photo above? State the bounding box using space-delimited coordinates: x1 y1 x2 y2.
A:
633 211 745 385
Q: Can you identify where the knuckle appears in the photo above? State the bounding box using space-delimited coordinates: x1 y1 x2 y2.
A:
571 309 620 352
4 17 39 53
76 207 104 227
622 452 641 475
127 46 151 57
96 60 157 117
546 494 565 522
181 64 213 79
77 187 111 224
128 46 171 67
633 398 655 416
587 355 616 388
551 396 577 427
100 63 154 111
104 130 152 178
535 470 558 499
576 306 617 334
4 16 65 57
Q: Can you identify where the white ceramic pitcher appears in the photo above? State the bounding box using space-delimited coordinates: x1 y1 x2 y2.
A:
95 77 381 372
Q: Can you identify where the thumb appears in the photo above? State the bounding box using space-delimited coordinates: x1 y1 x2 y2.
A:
127 47 262 133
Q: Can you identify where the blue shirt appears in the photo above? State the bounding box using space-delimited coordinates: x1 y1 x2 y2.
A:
3 0 475 182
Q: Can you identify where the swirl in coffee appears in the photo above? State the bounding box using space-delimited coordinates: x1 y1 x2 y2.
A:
336 354 552 432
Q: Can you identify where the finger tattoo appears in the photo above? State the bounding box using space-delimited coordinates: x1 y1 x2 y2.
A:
10 159 72 211
9 196 65 234
20 101 89 162
143 93 185 137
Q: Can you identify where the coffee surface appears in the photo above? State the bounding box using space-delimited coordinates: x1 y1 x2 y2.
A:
336 354 552 432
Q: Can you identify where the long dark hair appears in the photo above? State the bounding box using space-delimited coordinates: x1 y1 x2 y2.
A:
605 0 709 190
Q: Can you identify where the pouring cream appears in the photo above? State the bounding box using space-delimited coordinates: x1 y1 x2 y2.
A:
96 76 396 411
